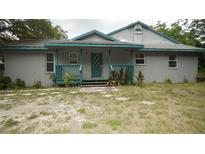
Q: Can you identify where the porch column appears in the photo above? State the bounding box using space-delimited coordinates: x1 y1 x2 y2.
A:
55 48 60 82
130 50 135 83
56 48 59 65
80 48 83 84
108 49 112 77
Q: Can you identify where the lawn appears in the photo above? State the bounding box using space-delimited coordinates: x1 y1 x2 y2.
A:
0 82 205 133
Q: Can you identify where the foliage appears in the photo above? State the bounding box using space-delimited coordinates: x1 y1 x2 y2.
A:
107 68 132 86
0 19 68 44
164 78 172 84
189 19 205 45
82 122 97 129
154 20 199 46
77 108 86 114
63 73 75 87
124 68 133 84
4 118 19 127
32 80 42 89
14 78 25 88
136 71 144 87
0 74 12 89
27 113 38 120
106 119 122 130
196 69 205 82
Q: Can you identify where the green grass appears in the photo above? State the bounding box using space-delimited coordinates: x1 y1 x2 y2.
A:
106 119 122 130
82 122 97 129
4 118 19 127
40 111 51 116
0 104 13 110
77 108 86 114
27 113 38 120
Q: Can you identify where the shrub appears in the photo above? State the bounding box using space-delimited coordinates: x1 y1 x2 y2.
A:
119 68 125 85
124 68 133 84
63 73 75 87
164 78 172 84
196 69 205 82
136 71 144 87
0 74 12 90
15 78 25 88
107 68 132 86
33 80 42 89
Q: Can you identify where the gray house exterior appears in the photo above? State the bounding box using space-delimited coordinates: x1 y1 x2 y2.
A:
0 21 204 86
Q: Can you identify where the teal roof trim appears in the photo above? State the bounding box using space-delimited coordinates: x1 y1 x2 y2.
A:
0 46 48 51
139 48 205 53
71 30 119 42
107 21 181 44
45 43 144 49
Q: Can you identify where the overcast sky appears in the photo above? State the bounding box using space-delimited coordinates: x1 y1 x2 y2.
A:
51 19 176 39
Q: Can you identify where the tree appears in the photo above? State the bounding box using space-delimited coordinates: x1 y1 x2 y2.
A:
154 20 199 46
189 19 205 47
0 19 68 44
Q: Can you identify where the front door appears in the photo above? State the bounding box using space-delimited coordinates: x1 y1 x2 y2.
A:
91 53 103 78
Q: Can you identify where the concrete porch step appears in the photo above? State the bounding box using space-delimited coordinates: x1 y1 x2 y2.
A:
82 80 108 86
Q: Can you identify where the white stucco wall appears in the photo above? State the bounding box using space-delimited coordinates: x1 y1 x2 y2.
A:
4 51 53 87
110 26 175 44
3 48 199 86
77 34 113 43
134 52 198 83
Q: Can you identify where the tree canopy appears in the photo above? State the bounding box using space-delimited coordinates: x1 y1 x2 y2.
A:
0 19 68 44
154 19 205 48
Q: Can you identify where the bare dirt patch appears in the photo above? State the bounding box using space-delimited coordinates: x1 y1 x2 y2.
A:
0 83 205 133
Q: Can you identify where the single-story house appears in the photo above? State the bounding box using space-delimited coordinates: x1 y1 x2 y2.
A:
0 21 205 86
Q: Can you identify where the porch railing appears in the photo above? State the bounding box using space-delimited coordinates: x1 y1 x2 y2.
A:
55 64 81 84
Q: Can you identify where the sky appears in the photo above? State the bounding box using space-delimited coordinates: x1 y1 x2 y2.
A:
51 19 177 39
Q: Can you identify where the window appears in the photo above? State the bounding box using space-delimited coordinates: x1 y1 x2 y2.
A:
69 52 78 64
46 53 54 72
168 55 177 68
136 53 145 65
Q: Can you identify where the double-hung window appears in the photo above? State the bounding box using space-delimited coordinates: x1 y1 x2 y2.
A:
168 55 177 68
69 52 78 64
46 53 54 72
136 53 145 65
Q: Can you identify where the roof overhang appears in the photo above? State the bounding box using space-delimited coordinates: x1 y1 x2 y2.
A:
45 42 144 49
0 46 49 51
139 48 205 53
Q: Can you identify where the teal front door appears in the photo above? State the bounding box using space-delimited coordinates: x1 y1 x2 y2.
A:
91 53 103 78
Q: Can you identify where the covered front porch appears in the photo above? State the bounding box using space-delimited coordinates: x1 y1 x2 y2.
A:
45 42 143 85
